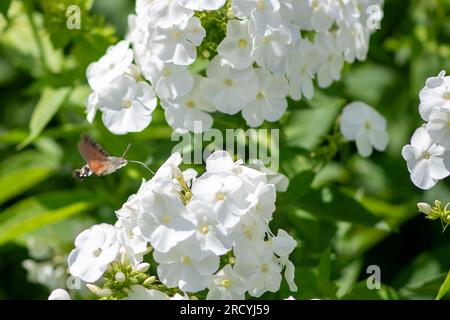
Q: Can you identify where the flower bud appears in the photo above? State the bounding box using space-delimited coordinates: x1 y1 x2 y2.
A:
143 276 156 287
98 288 113 298
115 271 126 282
135 262 150 273
120 251 129 265
86 284 101 295
417 202 432 214
171 165 183 180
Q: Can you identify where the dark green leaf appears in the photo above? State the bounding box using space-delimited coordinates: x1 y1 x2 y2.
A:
18 87 71 149
0 191 98 246
296 187 381 226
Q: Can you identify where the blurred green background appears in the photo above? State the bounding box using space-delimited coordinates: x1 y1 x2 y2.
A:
0 0 449 299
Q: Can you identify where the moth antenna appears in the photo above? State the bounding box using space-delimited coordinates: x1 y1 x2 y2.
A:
121 143 132 159
128 160 155 175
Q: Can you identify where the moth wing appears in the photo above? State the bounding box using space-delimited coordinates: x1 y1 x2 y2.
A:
77 134 109 162
87 159 110 176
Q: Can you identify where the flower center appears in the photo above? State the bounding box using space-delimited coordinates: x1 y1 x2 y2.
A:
215 192 225 201
238 39 248 48
364 121 371 130
421 151 431 160
181 256 191 265
221 279 232 288
311 0 319 9
93 248 102 257
186 100 196 109
223 78 233 87
443 91 450 99
122 99 132 109
257 91 266 100
162 67 171 77
200 225 209 235
256 0 265 11
260 263 269 273
242 226 253 240
162 214 172 225
172 30 182 39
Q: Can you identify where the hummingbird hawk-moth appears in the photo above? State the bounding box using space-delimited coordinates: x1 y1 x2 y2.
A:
73 134 129 180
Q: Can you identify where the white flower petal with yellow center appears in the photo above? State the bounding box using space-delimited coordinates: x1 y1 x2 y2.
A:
402 126 450 190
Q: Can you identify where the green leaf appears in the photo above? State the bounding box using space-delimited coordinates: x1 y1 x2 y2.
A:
344 63 398 106
18 87 71 149
317 246 337 297
296 187 381 226
0 0 12 18
0 191 98 246
342 281 399 300
436 270 450 300
283 170 315 200
0 151 58 205
284 95 343 150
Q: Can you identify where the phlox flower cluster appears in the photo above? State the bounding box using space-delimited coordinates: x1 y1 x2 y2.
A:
57 150 296 300
402 71 450 190
85 0 384 134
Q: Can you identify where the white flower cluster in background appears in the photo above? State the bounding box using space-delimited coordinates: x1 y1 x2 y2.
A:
402 71 450 190
85 0 384 134
340 101 389 157
58 150 296 300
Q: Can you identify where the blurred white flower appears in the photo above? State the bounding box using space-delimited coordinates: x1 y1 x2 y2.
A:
340 101 389 157
251 25 297 75
97 75 157 135
186 200 232 255
312 32 344 88
234 243 282 297
191 173 248 228
115 218 148 266
203 56 259 115
144 59 194 100
207 265 247 300
242 68 289 127
48 289 71 300
232 0 282 35
246 182 276 223
68 224 119 283
86 41 133 92
86 92 99 123
138 192 195 253
154 236 219 292
426 108 450 149
217 19 254 70
161 75 215 133
402 126 450 190
153 17 205 66
177 0 227 11
419 74 450 121
248 159 289 192
124 285 170 300
147 0 194 28
286 38 315 100
425 70 446 89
